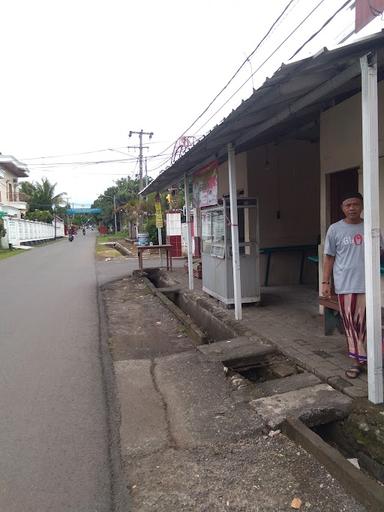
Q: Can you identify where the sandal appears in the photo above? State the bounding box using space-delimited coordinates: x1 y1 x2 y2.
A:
345 366 362 379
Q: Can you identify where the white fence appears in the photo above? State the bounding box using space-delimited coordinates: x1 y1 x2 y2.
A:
4 217 65 246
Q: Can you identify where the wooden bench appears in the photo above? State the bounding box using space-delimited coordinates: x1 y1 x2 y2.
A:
311 256 384 335
318 295 344 336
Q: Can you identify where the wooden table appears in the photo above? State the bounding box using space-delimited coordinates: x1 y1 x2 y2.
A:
137 244 173 271
260 244 318 286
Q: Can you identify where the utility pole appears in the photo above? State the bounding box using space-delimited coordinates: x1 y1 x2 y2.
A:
127 145 149 183
128 129 153 191
113 195 118 234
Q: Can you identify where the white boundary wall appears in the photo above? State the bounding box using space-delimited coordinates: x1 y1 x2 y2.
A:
3 218 65 246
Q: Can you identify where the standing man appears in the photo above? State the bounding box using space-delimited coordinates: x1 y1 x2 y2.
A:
322 192 369 378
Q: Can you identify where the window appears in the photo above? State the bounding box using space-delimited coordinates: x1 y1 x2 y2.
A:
8 183 13 202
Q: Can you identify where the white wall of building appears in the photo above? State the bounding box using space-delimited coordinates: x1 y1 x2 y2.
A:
2 217 65 247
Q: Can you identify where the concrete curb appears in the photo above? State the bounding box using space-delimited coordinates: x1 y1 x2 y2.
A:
138 273 208 345
96 281 131 511
113 241 132 256
283 416 384 512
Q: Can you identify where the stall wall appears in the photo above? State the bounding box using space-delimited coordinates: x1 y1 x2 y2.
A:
247 139 320 285
217 152 248 197
320 81 384 175
319 80 384 298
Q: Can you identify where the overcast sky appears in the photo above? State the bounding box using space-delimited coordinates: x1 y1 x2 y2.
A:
0 0 382 206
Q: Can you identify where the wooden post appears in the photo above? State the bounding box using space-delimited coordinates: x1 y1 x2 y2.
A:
361 52 383 404
228 143 242 320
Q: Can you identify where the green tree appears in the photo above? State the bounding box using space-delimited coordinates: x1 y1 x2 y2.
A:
92 177 141 229
20 178 66 213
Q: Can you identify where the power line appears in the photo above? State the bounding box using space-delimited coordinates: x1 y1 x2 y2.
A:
21 140 171 162
148 0 298 173
289 0 353 60
154 0 352 171
192 0 329 137
22 146 130 161
26 152 172 168
177 0 297 138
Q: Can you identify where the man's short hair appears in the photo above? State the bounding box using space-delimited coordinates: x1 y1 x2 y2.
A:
341 191 363 204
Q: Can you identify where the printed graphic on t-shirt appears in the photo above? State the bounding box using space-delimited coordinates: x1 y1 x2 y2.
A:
341 233 364 246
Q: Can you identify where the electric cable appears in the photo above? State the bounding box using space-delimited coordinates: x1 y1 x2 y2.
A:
148 0 299 170
192 0 328 137
289 0 353 60
21 140 171 161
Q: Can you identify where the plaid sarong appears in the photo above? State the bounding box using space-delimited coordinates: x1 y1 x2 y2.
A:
337 293 367 363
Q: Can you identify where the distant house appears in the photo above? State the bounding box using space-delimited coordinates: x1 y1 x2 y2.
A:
0 155 29 219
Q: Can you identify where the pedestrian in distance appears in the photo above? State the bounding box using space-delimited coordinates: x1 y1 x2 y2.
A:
322 192 383 379
82 227 86 236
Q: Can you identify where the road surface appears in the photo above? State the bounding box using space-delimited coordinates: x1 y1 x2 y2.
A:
0 234 114 512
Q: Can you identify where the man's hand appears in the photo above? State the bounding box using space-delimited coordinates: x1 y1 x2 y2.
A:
322 283 332 298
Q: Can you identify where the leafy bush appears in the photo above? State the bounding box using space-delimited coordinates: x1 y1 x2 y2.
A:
144 215 159 244
25 210 54 224
0 219 6 238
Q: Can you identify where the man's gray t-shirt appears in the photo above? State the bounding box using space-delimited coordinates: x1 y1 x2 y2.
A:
324 220 365 294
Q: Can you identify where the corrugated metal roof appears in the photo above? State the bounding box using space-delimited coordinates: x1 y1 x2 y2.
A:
143 30 384 195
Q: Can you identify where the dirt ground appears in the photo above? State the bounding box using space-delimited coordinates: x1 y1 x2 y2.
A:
102 274 366 512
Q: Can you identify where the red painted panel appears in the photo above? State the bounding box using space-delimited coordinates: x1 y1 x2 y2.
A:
356 0 384 32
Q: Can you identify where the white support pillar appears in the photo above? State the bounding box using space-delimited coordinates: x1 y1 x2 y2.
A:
228 143 242 320
361 52 383 404
184 174 194 290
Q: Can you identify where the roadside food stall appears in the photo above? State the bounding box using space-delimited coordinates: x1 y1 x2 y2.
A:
201 197 260 305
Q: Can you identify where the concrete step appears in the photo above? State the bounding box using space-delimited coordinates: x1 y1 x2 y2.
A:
250 383 352 429
155 287 181 294
197 336 276 368
232 372 321 402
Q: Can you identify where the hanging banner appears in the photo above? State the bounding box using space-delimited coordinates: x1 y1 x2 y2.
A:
192 161 218 208
66 208 101 215
155 201 163 229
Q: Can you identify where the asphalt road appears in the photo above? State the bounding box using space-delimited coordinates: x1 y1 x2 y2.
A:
0 234 113 512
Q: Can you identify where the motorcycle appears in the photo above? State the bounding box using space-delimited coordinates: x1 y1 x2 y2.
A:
68 234 74 242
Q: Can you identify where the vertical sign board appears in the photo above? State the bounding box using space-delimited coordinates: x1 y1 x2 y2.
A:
192 161 219 209
155 200 163 229
355 0 384 32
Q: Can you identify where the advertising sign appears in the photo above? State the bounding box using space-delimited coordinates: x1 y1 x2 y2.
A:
155 201 163 229
192 161 218 208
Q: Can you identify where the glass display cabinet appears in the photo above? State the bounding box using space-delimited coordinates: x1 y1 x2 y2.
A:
201 197 260 305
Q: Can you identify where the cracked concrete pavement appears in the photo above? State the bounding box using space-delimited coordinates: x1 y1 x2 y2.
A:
101 273 366 511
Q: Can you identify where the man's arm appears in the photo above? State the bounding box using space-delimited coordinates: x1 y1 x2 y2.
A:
322 255 335 298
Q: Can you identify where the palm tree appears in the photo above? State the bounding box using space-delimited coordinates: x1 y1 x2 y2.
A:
20 178 65 212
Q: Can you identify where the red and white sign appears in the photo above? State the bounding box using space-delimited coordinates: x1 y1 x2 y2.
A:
355 0 384 32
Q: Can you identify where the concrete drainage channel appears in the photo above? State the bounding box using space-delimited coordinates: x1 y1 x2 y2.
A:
136 268 384 511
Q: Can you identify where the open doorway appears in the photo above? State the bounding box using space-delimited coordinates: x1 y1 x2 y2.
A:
330 168 358 224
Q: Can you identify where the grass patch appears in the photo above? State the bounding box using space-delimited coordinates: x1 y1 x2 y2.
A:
96 233 128 259
0 248 25 261
97 231 130 243
96 245 121 259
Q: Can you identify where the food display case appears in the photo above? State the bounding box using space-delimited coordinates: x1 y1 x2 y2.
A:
201 197 260 305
